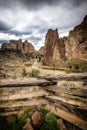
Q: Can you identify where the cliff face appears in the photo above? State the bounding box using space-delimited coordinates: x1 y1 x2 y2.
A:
43 29 59 65
43 15 87 65
65 15 87 60
1 39 35 53
43 29 66 65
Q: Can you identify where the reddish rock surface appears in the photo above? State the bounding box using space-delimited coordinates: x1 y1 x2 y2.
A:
43 29 59 65
31 111 42 128
23 118 34 130
43 15 87 65
1 39 35 53
65 15 87 60
23 40 35 53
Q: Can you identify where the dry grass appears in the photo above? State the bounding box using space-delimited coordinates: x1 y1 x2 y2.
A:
0 60 66 83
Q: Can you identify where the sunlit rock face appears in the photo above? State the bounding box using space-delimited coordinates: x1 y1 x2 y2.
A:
43 15 87 65
1 39 35 53
64 15 87 60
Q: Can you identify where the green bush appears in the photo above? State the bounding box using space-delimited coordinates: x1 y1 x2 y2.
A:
7 117 19 130
67 59 87 72
40 113 60 130
29 69 40 77
22 68 27 77
0 110 59 130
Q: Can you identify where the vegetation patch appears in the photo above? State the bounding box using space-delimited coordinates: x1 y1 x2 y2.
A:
66 58 87 72
29 69 40 77
40 112 60 130
49 60 66 70
22 68 28 77
0 108 60 130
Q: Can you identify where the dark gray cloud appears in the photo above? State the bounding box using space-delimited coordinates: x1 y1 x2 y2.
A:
0 0 87 9
29 35 42 42
9 30 33 36
0 20 12 32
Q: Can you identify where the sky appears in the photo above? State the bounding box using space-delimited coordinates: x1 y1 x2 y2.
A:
0 0 87 50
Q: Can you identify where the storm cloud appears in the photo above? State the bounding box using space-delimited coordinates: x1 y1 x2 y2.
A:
0 0 87 50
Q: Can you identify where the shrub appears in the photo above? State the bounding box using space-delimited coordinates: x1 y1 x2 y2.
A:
40 113 60 130
49 60 66 70
22 68 27 77
24 62 33 67
29 69 40 77
67 59 87 72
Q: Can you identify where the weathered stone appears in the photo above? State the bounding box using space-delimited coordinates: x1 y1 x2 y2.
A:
31 111 42 128
57 119 67 130
43 29 59 65
23 40 35 53
64 15 87 60
23 118 34 130
1 39 35 53
43 15 87 65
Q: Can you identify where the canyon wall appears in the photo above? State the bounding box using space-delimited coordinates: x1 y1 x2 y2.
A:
43 15 87 65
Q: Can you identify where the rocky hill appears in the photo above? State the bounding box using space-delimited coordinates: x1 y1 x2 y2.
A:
1 39 35 53
43 15 87 65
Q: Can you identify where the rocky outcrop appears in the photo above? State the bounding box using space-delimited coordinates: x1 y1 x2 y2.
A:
43 15 87 65
64 15 87 60
1 39 35 53
43 29 65 65
31 111 42 128
43 29 59 65
53 38 66 61
38 46 45 55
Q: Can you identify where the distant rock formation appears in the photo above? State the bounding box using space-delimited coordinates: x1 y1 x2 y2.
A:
38 46 45 55
43 15 87 65
1 39 35 53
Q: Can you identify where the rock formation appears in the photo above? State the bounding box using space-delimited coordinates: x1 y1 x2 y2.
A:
64 15 87 60
31 111 42 128
1 39 35 53
43 29 59 65
23 118 34 130
38 46 45 55
43 15 87 65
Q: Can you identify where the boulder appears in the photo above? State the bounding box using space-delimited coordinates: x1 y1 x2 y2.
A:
23 118 34 130
57 119 67 130
31 111 42 128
